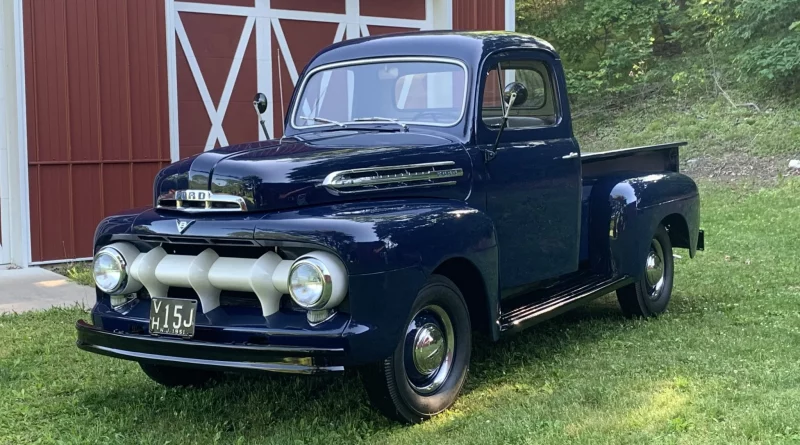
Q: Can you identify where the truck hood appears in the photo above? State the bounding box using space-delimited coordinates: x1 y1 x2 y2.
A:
153 130 472 213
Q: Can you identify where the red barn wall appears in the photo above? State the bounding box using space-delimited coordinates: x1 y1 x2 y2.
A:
21 0 510 263
453 0 507 31
23 0 170 262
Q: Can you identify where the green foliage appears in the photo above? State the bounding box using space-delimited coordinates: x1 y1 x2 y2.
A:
65 263 94 287
723 0 800 88
517 0 800 101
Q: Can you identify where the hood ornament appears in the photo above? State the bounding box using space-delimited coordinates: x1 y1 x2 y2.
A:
176 219 195 234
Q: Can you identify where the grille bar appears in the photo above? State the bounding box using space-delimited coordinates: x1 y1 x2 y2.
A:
157 190 247 212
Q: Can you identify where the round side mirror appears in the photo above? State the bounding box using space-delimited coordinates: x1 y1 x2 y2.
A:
503 82 528 107
253 93 268 114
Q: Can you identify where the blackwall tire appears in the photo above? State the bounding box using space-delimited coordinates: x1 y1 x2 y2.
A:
360 274 471 423
616 224 674 317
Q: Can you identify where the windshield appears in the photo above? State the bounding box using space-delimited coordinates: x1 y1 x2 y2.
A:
292 58 467 129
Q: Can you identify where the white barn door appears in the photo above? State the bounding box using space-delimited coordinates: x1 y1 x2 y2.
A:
165 0 448 160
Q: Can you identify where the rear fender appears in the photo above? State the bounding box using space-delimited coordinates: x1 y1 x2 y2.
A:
589 173 700 279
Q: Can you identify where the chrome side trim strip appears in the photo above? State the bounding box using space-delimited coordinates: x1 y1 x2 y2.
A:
157 190 247 213
320 161 464 195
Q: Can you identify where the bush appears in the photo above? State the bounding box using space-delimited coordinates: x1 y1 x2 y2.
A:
517 0 800 102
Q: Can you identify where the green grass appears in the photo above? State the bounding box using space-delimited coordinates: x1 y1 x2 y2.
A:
62 263 94 287
574 94 800 159
2 179 800 444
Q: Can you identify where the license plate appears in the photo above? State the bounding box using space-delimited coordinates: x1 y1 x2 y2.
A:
149 298 197 337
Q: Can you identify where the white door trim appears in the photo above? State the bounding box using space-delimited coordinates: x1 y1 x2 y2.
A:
13 0 31 267
0 0 10 265
0 0 32 267
506 0 516 31
165 0 181 162
167 0 442 158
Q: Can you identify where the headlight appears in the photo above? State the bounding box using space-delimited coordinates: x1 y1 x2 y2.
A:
288 258 332 309
93 246 128 294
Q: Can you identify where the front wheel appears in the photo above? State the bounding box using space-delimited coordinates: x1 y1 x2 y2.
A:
616 224 674 317
360 275 471 423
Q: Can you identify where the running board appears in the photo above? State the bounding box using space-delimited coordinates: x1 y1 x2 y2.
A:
499 276 632 333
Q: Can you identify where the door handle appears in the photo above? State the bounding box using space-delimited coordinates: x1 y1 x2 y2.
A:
562 152 579 160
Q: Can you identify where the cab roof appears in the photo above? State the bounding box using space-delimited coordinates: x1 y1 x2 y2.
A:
306 31 558 71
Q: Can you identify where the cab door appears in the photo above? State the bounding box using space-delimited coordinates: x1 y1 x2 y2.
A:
478 51 582 294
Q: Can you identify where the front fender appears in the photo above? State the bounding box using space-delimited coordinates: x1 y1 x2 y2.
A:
93 200 499 363
254 199 499 361
589 173 700 278
253 199 497 276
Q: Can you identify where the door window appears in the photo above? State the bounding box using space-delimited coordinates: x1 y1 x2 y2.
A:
482 60 558 129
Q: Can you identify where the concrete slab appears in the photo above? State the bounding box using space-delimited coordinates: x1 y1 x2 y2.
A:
0 267 93 314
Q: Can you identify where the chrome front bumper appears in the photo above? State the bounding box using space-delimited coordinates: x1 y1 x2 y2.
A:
76 320 346 374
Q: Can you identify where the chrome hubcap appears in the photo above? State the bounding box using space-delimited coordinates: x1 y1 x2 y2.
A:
404 305 455 395
645 238 665 299
412 323 446 376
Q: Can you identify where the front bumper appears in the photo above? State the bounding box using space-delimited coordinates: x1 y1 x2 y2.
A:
77 265 428 372
76 320 346 374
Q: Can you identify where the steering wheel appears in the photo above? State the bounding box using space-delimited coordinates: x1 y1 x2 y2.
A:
411 110 459 123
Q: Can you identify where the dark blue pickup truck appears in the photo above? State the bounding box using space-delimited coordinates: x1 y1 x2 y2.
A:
77 31 704 423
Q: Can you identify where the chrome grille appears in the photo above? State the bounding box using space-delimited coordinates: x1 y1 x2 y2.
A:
157 190 247 212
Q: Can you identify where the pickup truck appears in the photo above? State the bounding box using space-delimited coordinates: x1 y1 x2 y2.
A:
77 31 704 423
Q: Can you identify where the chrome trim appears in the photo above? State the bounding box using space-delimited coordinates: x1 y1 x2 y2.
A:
156 190 247 213
289 57 470 131
307 309 336 326
412 322 446 376
320 161 463 195
646 238 666 299
406 305 455 395
176 219 195 234
93 247 128 294
288 257 333 310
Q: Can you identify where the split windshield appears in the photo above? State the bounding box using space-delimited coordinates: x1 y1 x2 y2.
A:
292 58 467 129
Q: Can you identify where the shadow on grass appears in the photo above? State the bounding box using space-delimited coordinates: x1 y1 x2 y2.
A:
73 297 636 437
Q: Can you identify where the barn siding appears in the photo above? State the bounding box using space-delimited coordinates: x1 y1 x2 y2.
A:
23 0 170 262
21 0 511 263
453 0 506 31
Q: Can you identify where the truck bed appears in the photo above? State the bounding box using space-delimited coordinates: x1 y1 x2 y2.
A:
581 142 687 180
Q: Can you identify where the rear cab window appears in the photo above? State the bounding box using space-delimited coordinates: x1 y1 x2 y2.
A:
482 60 558 130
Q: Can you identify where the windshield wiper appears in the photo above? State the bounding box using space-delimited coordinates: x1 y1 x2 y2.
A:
352 117 408 131
297 116 345 127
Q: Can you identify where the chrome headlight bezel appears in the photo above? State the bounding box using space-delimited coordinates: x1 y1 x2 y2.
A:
93 246 129 294
288 257 333 310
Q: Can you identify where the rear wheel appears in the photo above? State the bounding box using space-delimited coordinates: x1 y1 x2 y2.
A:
616 224 674 317
360 275 471 423
139 363 222 388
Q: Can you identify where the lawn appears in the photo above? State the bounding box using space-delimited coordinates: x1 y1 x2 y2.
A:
1 179 799 444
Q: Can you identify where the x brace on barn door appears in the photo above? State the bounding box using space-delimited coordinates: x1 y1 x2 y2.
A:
165 0 440 160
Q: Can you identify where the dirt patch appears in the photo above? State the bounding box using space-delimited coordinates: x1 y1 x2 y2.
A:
682 153 800 184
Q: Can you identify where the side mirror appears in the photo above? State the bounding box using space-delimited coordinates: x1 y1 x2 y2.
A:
253 93 270 139
503 82 528 108
486 82 529 163
253 93 268 114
